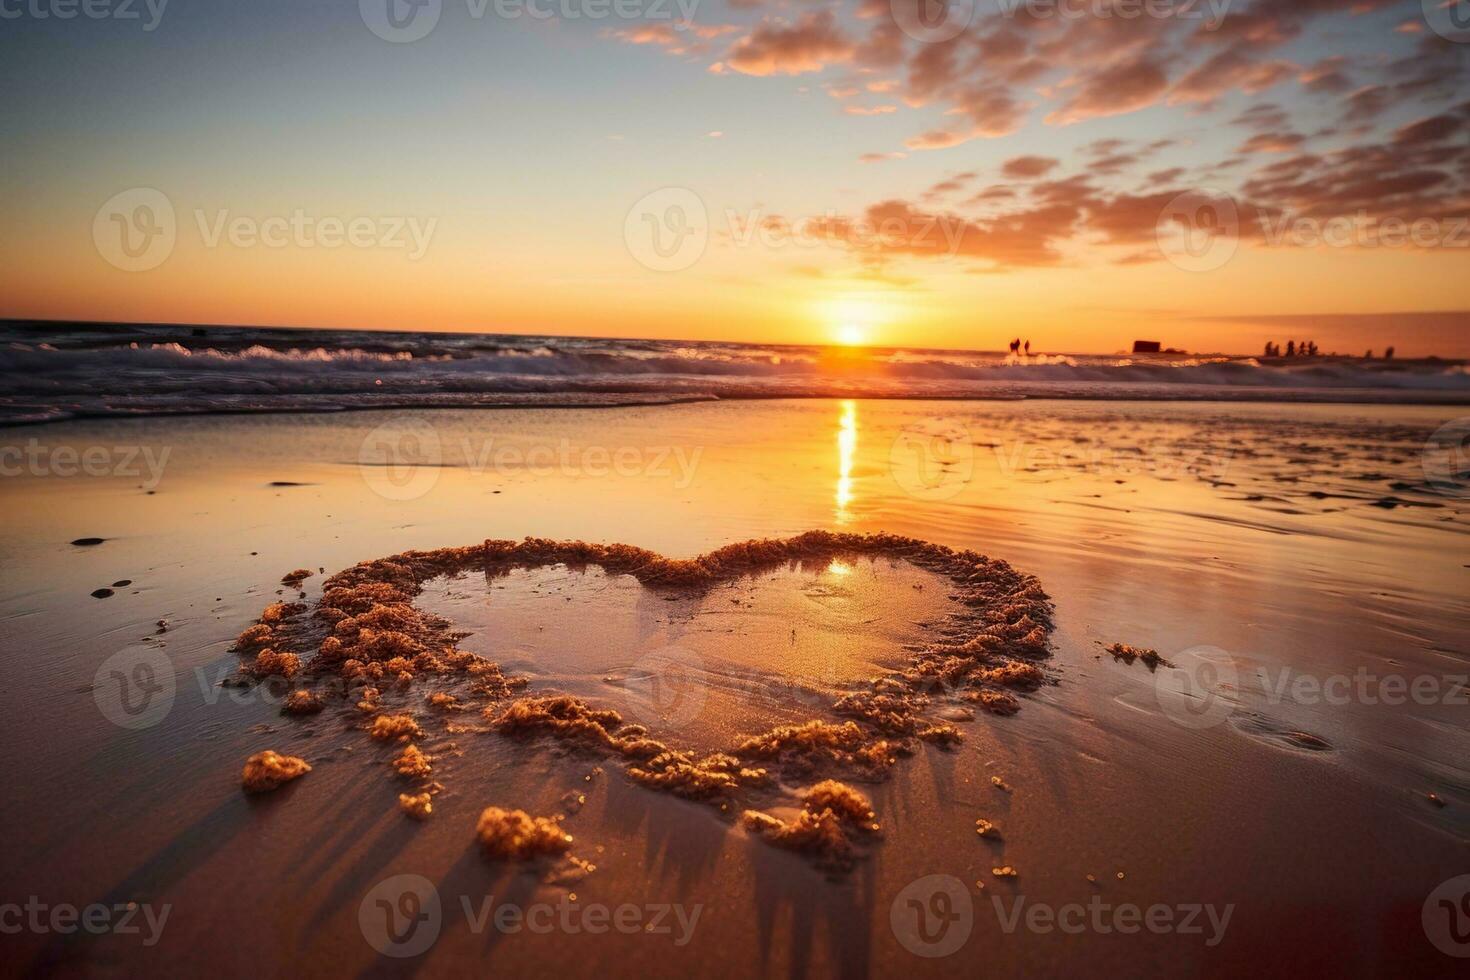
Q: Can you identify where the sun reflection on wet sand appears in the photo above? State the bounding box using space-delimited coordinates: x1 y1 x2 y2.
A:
835 399 856 522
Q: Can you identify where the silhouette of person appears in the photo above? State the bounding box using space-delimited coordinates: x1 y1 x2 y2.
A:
1385 346 1395 360
1024 340 1031 356
1286 340 1295 357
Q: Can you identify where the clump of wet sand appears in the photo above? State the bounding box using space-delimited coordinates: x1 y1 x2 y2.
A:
1106 643 1173 670
742 780 880 870
283 690 323 715
370 714 422 741
248 649 301 678
391 743 433 778
399 792 433 820
476 807 573 860
241 751 311 793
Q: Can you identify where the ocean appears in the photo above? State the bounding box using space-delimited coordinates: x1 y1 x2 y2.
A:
3 320 1468 425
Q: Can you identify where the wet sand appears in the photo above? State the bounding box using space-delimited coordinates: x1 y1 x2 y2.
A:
0 399 1467 976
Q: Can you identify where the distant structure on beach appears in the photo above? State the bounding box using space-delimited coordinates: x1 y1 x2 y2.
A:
1132 340 1162 353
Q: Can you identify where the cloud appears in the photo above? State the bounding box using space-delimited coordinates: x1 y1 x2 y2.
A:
1091 153 1139 175
1002 156 1059 179
598 0 1465 221
1299 56 1352 93
806 198 1077 268
726 11 855 77
794 119 1470 275
1046 59 1172 126
604 23 739 58
924 172 977 198
1394 115 1460 145
1238 132 1305 153
1342 85 1393 122
904 128 977 150
1168 46 1296 107
1206 0 1403 50
950 84 1029 138
1231 102 1289 130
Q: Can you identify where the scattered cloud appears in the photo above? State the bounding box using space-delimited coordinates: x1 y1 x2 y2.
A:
726 11 854 77
1002 156 1059 179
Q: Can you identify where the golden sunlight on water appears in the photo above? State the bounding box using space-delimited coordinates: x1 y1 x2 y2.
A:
835 399 857 522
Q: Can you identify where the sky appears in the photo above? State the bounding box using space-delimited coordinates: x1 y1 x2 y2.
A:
1 0 1468 355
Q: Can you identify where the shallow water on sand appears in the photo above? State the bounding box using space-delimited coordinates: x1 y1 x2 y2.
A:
419 561 955 752
0 399 1467 976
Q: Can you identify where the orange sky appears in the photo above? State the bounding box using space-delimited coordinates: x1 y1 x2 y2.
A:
3 1 1468 356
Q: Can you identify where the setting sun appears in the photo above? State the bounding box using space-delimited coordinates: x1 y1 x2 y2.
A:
834 323 867 347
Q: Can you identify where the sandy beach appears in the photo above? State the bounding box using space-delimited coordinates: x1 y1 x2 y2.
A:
2 398 1466 976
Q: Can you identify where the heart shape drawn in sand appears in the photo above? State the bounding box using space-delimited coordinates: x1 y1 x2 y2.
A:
232 532 1053 869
